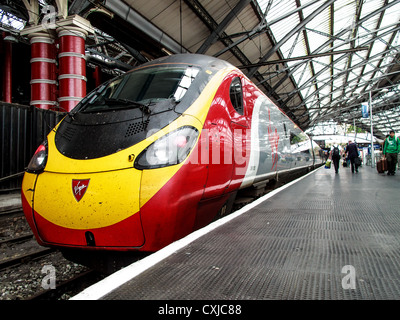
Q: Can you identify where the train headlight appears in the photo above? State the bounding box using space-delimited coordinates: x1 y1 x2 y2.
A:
134 126 199 169
27 141 48 173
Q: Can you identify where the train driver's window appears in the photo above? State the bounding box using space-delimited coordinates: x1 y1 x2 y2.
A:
230 77 244 115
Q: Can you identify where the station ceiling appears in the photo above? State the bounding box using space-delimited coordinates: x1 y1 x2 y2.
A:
1 0 400 139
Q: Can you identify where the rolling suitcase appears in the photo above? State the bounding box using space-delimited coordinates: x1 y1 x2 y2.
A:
377 159 387 173
377 160 383 173
382 158 388 172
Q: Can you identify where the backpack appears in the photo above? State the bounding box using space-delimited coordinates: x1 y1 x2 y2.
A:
332 146 340 158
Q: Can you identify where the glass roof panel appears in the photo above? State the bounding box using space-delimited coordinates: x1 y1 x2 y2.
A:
0 8 26 30
252 0 400 138
333 0 357 34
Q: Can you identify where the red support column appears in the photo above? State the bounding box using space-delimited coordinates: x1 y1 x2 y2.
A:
29 33 57 110
57 27 88 112
2 33 13 103
93 66 101 88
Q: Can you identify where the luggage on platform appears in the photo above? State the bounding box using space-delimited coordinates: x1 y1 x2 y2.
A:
325 159 331 169
377 158 388 173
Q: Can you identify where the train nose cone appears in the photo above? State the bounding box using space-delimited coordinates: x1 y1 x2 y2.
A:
27 168 144 249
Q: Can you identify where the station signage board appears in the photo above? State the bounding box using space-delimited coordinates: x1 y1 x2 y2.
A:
361 102 369 118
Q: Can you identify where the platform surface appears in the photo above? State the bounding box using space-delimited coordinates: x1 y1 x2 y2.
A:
82 165 400 300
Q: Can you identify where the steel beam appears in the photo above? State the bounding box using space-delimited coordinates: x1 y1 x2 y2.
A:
196 0 251 54
247 0 335 78
267 0 400 124
237 47 368 69
281 24 400 111
103 0 187 54
213 0 321 58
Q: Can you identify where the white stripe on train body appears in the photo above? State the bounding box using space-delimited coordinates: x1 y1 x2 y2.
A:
240 95 317 189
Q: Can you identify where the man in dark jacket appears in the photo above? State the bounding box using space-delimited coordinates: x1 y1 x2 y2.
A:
383 129 400 175
330 144 342 174
345 140 359 173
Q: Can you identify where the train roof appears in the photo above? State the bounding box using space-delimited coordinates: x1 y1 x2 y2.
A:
131 53 234 72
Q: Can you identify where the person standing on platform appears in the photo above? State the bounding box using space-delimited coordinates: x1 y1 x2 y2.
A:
345 140 359 173
330 143 342 174
383 129 400 175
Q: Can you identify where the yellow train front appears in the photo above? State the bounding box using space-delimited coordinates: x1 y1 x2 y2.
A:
21 54 239 253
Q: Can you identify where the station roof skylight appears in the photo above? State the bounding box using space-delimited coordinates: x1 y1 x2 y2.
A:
1 0 399 138
254 0 400 138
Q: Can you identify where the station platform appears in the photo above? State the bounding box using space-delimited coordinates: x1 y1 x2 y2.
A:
0 191 22 212
73 165 400 300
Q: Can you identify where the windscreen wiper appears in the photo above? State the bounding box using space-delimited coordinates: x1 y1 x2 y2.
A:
78 98 150 114
104 98 153 114
104 98 146 107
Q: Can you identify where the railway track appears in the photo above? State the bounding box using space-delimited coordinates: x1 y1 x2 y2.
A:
0 240 54 271
0 205 104 300
27 269 104 300
0 243 102 300
0 208 29 240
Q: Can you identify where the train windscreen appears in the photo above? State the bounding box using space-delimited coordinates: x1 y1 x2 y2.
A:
78 66 200 113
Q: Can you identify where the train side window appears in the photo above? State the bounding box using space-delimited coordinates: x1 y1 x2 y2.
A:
230 77 243 115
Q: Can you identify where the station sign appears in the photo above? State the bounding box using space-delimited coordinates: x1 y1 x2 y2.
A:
361 102 369 118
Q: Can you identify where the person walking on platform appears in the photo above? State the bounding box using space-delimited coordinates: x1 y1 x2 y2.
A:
330 144 342 174
383 129 400 175
345 140 359 173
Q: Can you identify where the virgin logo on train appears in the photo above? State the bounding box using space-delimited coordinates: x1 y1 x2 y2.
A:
72 179 90 202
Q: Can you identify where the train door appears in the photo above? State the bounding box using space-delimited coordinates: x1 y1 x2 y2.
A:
202 74 249 199
254 97 281 177
202 75 236 199
279 115 292 170
227 76 250 191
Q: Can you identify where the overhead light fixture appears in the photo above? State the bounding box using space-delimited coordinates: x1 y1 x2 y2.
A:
161 48 173 56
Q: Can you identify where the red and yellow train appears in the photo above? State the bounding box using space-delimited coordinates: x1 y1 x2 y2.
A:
22 54 322 254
